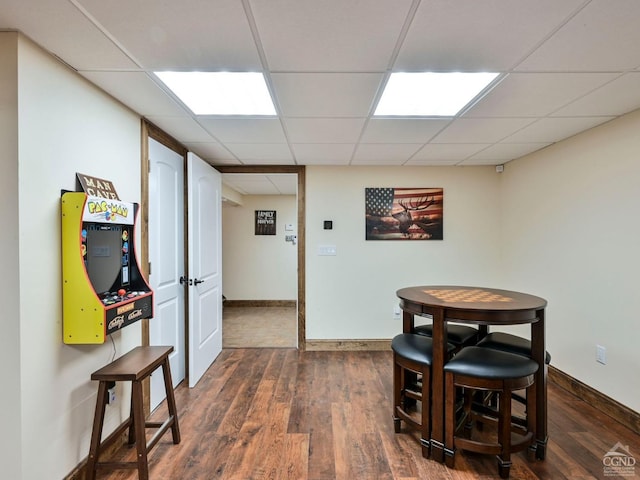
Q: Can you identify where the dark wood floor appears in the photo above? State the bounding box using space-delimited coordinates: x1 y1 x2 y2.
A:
96 349 638 480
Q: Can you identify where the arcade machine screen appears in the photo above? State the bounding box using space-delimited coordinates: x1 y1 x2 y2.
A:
82 223 130 304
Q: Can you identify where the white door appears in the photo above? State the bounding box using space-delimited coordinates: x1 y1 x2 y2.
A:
187 152 223 387
148 138 186 409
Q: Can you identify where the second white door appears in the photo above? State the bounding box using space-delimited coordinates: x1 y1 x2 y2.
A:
187 152 223 387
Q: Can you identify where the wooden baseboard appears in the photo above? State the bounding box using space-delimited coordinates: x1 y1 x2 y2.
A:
305 339 392 351
224 299 296 308
548 365 640 435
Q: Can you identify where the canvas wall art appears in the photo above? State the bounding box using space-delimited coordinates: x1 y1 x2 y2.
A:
365 187 443 240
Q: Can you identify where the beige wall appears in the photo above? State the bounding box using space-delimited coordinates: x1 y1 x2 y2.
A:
222 194 297 300
501 110 640 413
12 35 143 479
0 32 22 480
305 165 502 340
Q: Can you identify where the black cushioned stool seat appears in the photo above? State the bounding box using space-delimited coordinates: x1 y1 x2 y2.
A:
391 333 454 458
476 332 551 364
444 346 539 479
414 323 478 352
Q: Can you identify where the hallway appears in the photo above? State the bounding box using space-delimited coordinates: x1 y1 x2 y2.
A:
222 305 297 348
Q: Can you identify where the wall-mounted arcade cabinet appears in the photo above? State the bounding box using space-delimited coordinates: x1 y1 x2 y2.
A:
61 192 153 344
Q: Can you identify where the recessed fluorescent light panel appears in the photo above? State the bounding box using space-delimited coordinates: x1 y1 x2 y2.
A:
155 71 276 115
374 72 499 116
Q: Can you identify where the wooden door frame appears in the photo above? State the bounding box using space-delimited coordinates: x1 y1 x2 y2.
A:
215 165 306 351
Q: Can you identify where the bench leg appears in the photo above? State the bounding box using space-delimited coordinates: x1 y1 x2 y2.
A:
162 359 181 444
132 381 149 480
86 381 109 480
128 388 136 445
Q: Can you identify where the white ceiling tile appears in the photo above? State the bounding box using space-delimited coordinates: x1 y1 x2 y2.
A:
411 143 490 162
1 0 137 69
184 142 237 163
145 116 214 143
250 0 415 71
350 157 407 165
271 73 384 117
222 174 281 195
266 174 298 194
395 0 586 70
212 158 243 166
351 143 423 163
432 118 536 144
360 119 450 143
236 158 296 166
284 118 365 143
504 117 615 143
79 71 186 116
224 143 294 162
552 73 640 117
516 0 640 71
199 118 287 143
291 144 354 164
467 143 551 163
404 158 460 166
466 73 618 117
223 174 296 195
76 0 261 69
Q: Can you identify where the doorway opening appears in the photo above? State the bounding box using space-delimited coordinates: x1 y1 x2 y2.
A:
216 165 306 350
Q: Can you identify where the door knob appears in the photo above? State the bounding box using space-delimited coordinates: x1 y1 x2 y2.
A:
194 278 205 285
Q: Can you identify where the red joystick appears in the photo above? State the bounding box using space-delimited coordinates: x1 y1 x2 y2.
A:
118 289 126 297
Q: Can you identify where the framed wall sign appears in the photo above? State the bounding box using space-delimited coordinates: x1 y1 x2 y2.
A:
255 210 276 235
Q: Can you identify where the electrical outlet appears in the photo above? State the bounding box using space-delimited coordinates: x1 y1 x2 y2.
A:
596 344 606 365
393 305 401 320
107 386 117 404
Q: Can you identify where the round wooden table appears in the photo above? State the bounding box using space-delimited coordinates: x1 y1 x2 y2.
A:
396 285 548 462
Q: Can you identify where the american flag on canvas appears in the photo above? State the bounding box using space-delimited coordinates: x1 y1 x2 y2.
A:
365 187 443 240
365 187 395 217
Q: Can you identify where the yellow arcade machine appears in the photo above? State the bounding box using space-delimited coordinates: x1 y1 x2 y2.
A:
61 192 153 344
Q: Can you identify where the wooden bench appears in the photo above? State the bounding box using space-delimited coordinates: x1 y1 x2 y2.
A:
86 346 181 480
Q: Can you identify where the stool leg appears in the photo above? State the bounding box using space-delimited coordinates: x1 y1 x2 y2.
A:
420 365 430 458
392 354 401 433
162 358 181 443
444 372 456 469
131 380 149 480
526 381 538 462
86 381 109 480
497 388 512 479
128 387 136 445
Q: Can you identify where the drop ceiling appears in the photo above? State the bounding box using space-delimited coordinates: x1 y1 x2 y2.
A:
3 0 640 172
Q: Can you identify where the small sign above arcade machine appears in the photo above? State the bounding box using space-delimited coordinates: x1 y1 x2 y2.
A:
61 184 153 344
76 172 120 200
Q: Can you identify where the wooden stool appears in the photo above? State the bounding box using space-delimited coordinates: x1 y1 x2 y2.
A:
444 346 538 479
392 334 454 458
476 331 551 434
86 346 181 480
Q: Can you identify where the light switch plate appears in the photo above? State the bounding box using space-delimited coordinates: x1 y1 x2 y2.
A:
317 245 337 256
